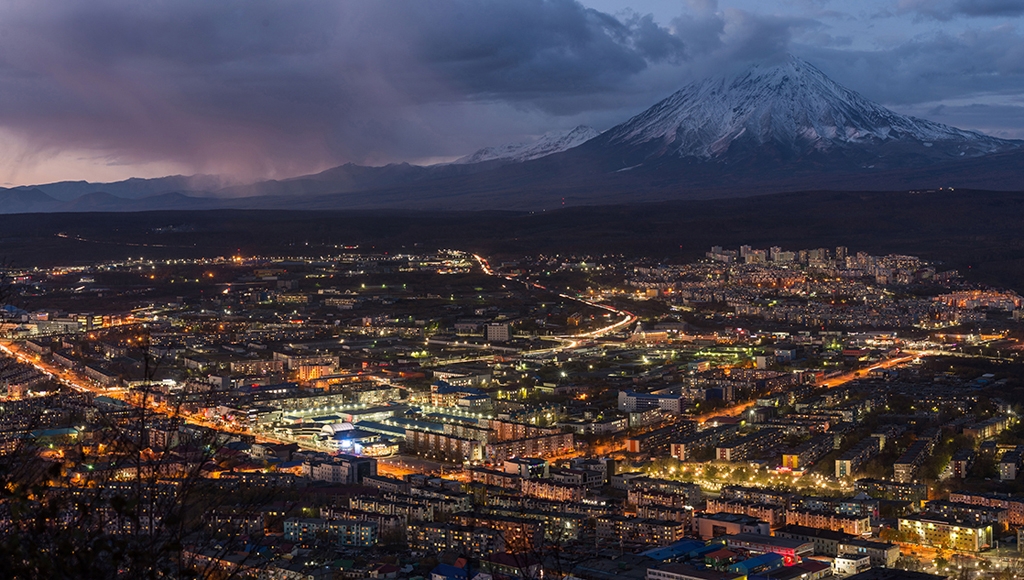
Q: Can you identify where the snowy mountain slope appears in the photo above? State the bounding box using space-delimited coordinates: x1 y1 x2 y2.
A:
455 125 600 164
5 56 1023 214
597 55 1017 164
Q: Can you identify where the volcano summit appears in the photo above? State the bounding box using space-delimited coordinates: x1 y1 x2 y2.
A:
3 56 1023 213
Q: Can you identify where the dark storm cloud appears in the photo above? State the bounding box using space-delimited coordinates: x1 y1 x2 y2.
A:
901 103 1024 139
784 22 1024 141
398 3 679 99
671 3 805 60
0 0 1020 181
0 0 689 175
667 3 823 81
898 0 1024 20
803 25 1024 106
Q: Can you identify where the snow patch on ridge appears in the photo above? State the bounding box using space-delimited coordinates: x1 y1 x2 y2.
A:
455 126 600 164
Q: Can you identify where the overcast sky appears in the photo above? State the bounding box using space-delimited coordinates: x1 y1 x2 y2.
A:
1 0 1022 186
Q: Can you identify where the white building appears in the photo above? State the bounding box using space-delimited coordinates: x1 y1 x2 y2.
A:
485 323 511 343
833 555 871 576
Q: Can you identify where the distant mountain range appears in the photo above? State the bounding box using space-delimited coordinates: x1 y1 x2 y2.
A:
453 126 600 164
3 55 1022 214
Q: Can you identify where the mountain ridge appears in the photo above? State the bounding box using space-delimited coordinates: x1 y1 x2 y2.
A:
2 55 1022 213
454 125 600 164
590 55 1017 170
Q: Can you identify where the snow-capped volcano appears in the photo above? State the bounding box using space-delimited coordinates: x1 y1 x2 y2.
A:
597 55 1016 165
8 56 1022 214
455 125 600 164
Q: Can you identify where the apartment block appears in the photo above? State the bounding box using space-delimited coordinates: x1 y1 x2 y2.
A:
893 438 935 483
784 508 871 536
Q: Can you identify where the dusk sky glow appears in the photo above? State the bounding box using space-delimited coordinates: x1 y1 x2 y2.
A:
1 0 1022 186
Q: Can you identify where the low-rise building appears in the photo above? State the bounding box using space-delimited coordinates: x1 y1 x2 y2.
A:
618 390 684 414
520 478 585 502
646 563 743 580
550 467 603 488
1000 446 1023 481
924 500 1009 530
833 554 872 577
630 479 703 509
948 491 1024 526
362 474 410 494
693 512 770 540
781 435 833 470
963 416 1009 439
469 467 522 490
405 428 485 462
636 504 694 528
794 494 879 519
838 539 901 568
561 415 629 436
704 498 785 529
898 514 993 552
283 517 378 547
728 553 785 577
950 449 975 479
406 523 504 557
724 533 814 564
670 426 737 461
836 437 880 478
774 524 855 556
485 432 574 463
596 516 688 547
302 454 377 485
719 485 794 509
893 439 935 483
855 478 928 503
784 508 871 536
453 514 544 552
715 429 782 462
503 457 550 479
626 421 697 455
